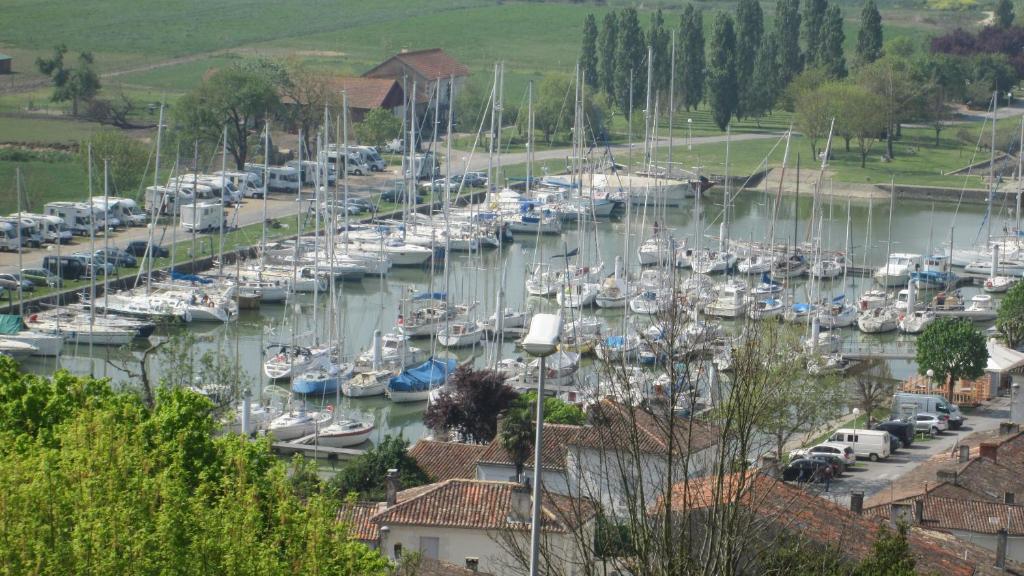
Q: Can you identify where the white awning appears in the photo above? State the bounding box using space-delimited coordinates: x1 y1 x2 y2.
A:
987 339 1024 373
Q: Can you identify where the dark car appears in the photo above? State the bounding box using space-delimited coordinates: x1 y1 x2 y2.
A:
798 454 846 477
95 248 137 268
42 255 85 281
125 241 170 258
782 458 832 483
874 420 914 448
347 197 376 212
462 172 488 188
381 187 423 204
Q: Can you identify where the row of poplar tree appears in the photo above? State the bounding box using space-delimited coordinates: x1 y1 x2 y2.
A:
579 0 885 130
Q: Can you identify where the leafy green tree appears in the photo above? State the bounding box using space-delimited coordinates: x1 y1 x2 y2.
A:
500 400 536 482
174 65 281 170
856 56 921 159
821 4 848 78
747 32 784 119
423 366 519 443
775 0 804 82
855 524 916 575
329 436 430 501
614 7 647 113
649 9 671 99
795 78 839 158
802 0 828 68
355 108 402 149
996 0 1015 27
514 391 587 425
678 5 706 111
706 12 739 130
837 83 887 166
581 14 599 88
998 281 1024 347
455 79 488 132
80 131 151 197
35 45 101 116
736 0 765 117
856 0 884 66
916 318 988 402
598 11 619 98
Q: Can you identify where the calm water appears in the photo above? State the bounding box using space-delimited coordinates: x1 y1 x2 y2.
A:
20 189 999 445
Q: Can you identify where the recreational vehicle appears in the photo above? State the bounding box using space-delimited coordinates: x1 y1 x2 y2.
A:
44 202 100 236
286 160 337 186
90 197 147 227
170 175 241 206
145 186 196 216
0 222 21 251
214 170 262 198
180 201 225 233
242 165 300 193
11 213 71 244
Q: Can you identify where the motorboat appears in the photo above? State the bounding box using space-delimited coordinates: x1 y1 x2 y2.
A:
267 407 333 441
387 357 458 403
962 294 997 322
748 297 784 320
873 252 922 287
910 255 956 290
297 416 374 448
437 321 486 348
342 370 391 398
0 338 37 360
263 344 333 380
965 258 1024 276
704 283 748 318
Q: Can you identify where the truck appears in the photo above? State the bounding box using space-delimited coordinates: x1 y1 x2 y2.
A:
11 213 71 244
44 202 100 236
180 201 225 233
891 392 965 430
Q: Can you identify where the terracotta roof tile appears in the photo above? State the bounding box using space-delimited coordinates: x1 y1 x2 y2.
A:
663 472 1016 575
866 495 1024 535
371 479 594 533
327 77 403 110
337 501 384 542
477 423 581 471
409 440 488 481
365 48 469 81
580 400 720 456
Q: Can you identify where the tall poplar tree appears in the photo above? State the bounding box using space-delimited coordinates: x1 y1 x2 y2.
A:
748 32 783 118
598 11 618 98
707 12 739 130
995 0 1015 27
802 0 828 68
615 7 647 113
856 0 883 65
736 0 765 117
650 9 671 100
678 5 706 110
581 14 599 88
821 3 847 78
776 0 803 82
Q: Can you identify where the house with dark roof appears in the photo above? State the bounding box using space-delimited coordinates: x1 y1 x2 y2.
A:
328 76 404 123
363 48 469 106
372 479 595 576
661 472 1022 574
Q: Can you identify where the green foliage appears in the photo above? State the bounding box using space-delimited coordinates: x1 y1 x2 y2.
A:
802 0 828 69
678 5 706 111
736 0 765 118
649 9 671 100
329 436 429 500
35 44 101 116
775 0 804 83
614 7 646 113
581 14 599 89
996 0 1015 27
500 400 535 482
706 12 739 130
355 108 402 149
516 391 587 426
916 318 988 401
926 0 977 9
997 281 1024 347
0 360 389 575
855 524 916 575
836 83 887 166
821 4 848 79
857 0 884 66
747 32 784 119
80 130 152 197
598 11 619 99
455 79 489 133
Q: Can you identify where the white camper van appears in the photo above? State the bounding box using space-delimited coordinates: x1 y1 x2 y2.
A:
145 186 196 216
266 166 300 193
91 197 148 227
44 202 100 236
11 213 71 244
215 170 262 198
180 201 225 233
828 428 892 461
3 217 42 247
170 175 241 206
351 146 386 172
0 222 20 251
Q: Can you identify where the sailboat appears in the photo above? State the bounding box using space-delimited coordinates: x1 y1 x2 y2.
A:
267 404 332 441
387 357 458 403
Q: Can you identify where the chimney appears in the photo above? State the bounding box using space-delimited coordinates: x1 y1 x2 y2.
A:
1000 422 1021 436
980 442 999 463
850 491 864 515
958 445 970 463
937 468 959 485
996 528 1008 569
914 499 924 524
891 502 914 527
509 483 532 523
465 558 479 572
759 454 781 479
1006 492 1016 505
385 469 400 508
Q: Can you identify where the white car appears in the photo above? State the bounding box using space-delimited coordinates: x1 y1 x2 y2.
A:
915 412 949 435
789 442 856 466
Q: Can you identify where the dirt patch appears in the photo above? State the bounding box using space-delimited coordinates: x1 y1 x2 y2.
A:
293 50 347 58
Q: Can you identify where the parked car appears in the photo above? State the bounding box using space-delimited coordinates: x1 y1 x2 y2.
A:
462 172 488 188
21 268 61 288
782 458 832 483
381 187 423 204
874 420 915 448
69 253 115 276
892 392 964 430
347 198 376 213
42 256 86 281
125 241 170 258
794 454 846 477
95 248 138 268
915 412 949 436
0 273 34 292
790 442 856 466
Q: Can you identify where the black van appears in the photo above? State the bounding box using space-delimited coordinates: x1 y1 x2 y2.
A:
874 420 915 448
42 256 85 281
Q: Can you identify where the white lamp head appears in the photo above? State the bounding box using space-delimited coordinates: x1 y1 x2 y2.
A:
522 313 561 358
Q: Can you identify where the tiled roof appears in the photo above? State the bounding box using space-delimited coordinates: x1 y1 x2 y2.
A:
662 472 1015 575
866 495 1024 535
365 48 469 81
997 431 1024 469
371 479 594 533
338 501 384 542
950 455 1024 502
477 423 581 471
328 77 402 110
580 399 720 456
409 440 488 481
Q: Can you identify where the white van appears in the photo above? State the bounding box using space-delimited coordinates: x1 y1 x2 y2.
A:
180 201 225 233
286 160 337 186
266 166 300 193
828 428 892 461
326 150 370 176
145 186 196 216
12 213 71 244
170 174 241 206
215 170 262 198
346 146 386 172
892 393 965 429
44 202 99 236
1 217 42 247
90 197 148 227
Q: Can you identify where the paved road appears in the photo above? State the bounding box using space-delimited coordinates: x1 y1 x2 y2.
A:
809 396 1011 508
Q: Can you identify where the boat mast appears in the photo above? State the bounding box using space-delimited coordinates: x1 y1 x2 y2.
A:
219 126 227 276
146 102 164 295
14 169 23 318
526 80 533 195
103 160 111 315
262 122 270 256
989 91 997 244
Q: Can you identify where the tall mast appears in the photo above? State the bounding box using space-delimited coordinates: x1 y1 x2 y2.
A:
219 126 227 275
643 45 653 166
526 80 533 195
87 145 96 369
14 169 23 318
103 159 111 314
407 80 417 240
262 122 270 252
147 103 164 295
487 65 497 194
191 142 199 274
990 92 998 243
496 62 504 190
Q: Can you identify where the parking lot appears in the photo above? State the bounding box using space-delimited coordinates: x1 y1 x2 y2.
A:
801 395 1013 507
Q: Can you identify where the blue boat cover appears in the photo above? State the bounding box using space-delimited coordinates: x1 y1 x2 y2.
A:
171 270 214 284
411 291 447 301
605 335 625 347
792 302 811 313
389 357 457 392
833 294 846 304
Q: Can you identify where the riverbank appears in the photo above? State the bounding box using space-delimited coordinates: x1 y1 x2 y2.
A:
748 167 1004 204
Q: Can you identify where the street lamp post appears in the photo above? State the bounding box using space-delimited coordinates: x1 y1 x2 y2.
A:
1012 382 1020 422
927 369 935 391
687 118 693 150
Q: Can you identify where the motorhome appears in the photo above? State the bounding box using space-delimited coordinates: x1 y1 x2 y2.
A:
87 200 123 229
352 146 386 172
3 217 43 247
11 213 71 244
325 150 370 176
44 202 100 236
180 201 225 233
286 160 337 186
145 186 196 216
90 197 147 227
0 222 21 251
215 170 262 198
169 175 240 206
892 393 965 429
266 166 300 193
405 153 439 181
828 429 892 461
